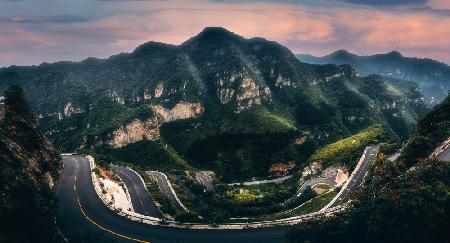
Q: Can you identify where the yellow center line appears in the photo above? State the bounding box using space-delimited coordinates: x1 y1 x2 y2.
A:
71 158 149 243
76 195 150 243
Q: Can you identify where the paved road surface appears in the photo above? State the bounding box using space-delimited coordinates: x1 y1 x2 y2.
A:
56 156 287 243
111 165 162 218
284 178 336 206
325 145 380 209
437 147 450 162
228 175 293 186
195 172 214 191
147 171 187 212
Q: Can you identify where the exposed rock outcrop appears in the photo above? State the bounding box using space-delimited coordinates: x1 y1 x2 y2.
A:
151 102 204 122
154 83 164 98
107 117 160 148
107 102 204 148
236 77 271 112
63 102 84 118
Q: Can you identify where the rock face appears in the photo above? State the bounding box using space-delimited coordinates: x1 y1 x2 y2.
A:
154 83 164 98
63 102 84 118
151 102 204 122
236 77 271 112
301 162 322 180
107 118 160 148
107 102 204 148
335 169 349 186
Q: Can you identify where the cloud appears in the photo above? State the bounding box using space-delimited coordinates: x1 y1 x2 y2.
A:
428 0 450 9
0 0 449 67
331 0 427 6
0 15 88 24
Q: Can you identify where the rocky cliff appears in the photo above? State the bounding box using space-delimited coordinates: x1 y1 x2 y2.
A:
0 86 62 243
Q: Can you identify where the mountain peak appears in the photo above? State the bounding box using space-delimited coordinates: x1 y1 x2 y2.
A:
131 41 176 57
385 50 403 58
329 49 355 58
200 27 235 35
182 27 244 46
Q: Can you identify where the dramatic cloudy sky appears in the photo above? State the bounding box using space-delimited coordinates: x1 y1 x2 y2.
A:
0 0 449 67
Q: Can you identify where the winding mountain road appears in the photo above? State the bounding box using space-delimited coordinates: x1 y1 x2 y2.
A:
323 145 380 210
283 178 336 206
55 145 382 242
228 175 293 186
56 156 287 243
147 171 188 212
111 165 162 218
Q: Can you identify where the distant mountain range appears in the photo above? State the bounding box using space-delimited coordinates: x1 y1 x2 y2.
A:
0 27 429 181
297 50 450 102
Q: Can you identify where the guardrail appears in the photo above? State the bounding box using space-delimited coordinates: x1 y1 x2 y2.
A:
429 136 450 159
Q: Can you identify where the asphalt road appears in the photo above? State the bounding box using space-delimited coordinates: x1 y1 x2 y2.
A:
284 178 336 206
437 146 450 161
111 165 162 218
56 156 287 243
228 175 293 186
147 171 186 212
327 145 380 208
195 172 214 192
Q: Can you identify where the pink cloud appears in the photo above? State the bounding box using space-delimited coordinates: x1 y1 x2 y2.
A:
428 0 450 9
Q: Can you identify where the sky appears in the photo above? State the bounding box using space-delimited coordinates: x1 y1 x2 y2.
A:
0 0 449 67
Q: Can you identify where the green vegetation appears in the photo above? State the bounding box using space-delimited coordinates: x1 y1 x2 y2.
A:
226 188 263 202
309 125 386 168
201 176 300 219
285 191 337 217
93 140 192 172
286 158 450 243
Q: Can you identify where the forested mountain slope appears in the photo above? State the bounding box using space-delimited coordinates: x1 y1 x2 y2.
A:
0 28 429 181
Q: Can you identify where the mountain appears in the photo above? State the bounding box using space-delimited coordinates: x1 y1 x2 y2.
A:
400 94 450 167
297 50 450 102
0 27 429 182
0 86 62 243
287 94 450 243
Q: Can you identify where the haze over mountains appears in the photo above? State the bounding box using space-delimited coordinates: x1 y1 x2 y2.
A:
297 50 450 102
0 27 429 181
